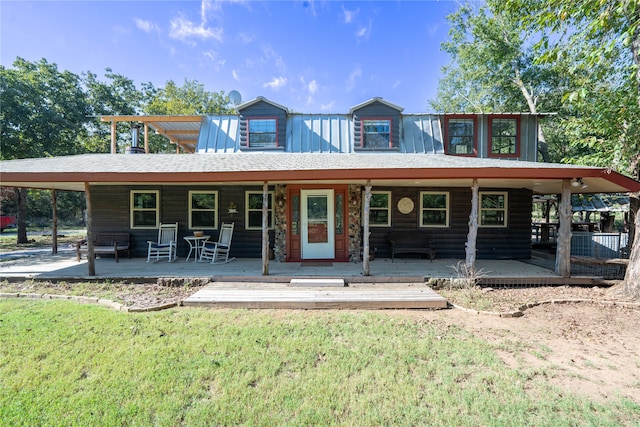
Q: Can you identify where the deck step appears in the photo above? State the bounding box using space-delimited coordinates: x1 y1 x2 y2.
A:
289 278 345 287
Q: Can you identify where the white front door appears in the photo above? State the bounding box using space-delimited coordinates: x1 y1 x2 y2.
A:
301 189 335 259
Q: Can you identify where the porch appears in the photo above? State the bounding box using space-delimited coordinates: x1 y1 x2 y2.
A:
1 252 615 309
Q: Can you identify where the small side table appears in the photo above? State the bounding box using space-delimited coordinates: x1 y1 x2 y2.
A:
184 235 210 262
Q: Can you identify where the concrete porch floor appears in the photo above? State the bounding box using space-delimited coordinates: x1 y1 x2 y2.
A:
2 253 588 309
0 252 558 282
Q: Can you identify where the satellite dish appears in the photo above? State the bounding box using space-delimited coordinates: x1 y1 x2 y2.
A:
229 90 242 106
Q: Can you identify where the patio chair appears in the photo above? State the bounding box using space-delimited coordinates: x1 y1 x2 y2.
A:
147 222 178 262
200 222 235 264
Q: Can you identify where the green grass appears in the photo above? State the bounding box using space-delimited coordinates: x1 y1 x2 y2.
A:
0 229 85 252
1 300 638 426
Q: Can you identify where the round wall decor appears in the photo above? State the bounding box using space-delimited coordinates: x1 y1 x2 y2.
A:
397 197 414 214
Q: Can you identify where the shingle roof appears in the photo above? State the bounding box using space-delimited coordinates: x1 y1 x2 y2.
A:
2 153 639 195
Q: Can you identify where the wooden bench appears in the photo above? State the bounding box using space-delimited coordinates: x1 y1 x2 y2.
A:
76 232 131 262
388 231 436 262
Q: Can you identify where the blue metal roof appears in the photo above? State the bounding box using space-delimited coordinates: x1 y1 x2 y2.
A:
196 113 444 154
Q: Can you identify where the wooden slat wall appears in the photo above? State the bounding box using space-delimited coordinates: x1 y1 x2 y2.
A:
90 185 275 259
368 186 532 260
90 185 531 261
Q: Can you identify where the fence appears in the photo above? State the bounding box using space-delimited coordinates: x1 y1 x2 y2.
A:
571 232 628 279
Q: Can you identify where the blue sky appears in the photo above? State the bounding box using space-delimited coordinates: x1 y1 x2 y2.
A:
1 1 458 113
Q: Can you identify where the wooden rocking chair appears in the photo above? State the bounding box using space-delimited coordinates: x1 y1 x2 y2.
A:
200 222 235 264
147 222 178 262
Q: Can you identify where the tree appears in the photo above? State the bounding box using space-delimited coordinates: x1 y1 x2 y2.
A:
430 0 569 162
0 58 90 243
84 69 151 153
508 0 640 297
143 79 233 153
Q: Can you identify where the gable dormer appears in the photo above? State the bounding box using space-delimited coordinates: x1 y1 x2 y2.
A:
238 97 288 150
350 98 403 151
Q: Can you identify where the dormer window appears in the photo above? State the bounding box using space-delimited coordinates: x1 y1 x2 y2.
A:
489 117 519 157
248 118 277 148
445 116 477 156
362 119 391 149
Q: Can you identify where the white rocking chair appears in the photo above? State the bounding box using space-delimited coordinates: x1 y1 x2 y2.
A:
147 222 178 262
200 222 235 264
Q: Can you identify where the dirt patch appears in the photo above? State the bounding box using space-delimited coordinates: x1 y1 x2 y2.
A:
431 287 640 405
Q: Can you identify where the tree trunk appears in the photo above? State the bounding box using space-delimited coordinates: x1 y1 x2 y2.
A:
618 206 640 299
52 190 58 254
465 179 479 272
15 188 28 244
555 180 572 277
262 182 269 276
362 181 372 276
85 182 95 276
514 68 551 163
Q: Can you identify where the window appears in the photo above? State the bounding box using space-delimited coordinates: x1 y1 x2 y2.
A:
364 191 391 227
445 116 476 155
489 117 519 157
189 191 218 230
361 119 391 149
246 191 274 230
480 192 508 227
130 190 159 229
420 192 449 227
248 118 277 148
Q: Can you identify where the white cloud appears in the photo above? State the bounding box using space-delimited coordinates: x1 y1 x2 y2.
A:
134 18 158 33
263 76 287 91
393 79 401 89
346 67 362 91
320 101 335 111
238 32 255 44
341 5 358 24
308 79 318 95
232 69 240 81
356 19 372 41
169 15 223 42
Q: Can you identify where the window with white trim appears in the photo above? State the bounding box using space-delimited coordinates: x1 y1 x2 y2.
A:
362 119 391 148
248 118 277 148
130 190 159 229
420 192 449 227
480 192 508 227
246 191 274 230
189 191 218 230
365 191 391 227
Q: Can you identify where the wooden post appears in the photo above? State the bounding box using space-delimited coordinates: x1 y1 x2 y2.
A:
465 179 479 272
85 182 95 276
555 179 572 277
144 123 150 153
363 181 372 276
52 190 58 254
262 182 269 275
110 120 117 154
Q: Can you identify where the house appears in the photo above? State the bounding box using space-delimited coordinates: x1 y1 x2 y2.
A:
2 97 639 276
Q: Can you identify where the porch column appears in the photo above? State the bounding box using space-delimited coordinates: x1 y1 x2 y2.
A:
262 181 269 275
363 181 372 276
555 179 572 277
85 182 95 276
52 190 58 254
144 123 150 153
465 179 479 272
110 120 117 154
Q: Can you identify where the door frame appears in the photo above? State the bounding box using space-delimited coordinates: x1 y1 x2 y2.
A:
287 184 349 262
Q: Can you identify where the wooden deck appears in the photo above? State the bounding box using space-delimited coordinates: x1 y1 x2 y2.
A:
183 281 448 309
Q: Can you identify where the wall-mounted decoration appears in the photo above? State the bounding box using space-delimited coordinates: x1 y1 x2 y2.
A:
397 197 414 214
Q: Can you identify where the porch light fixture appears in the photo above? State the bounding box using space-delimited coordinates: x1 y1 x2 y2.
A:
571 178 587 189
228 202 238 214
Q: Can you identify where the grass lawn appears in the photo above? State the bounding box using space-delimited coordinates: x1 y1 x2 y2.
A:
1 300 638 426
0 229 85 253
